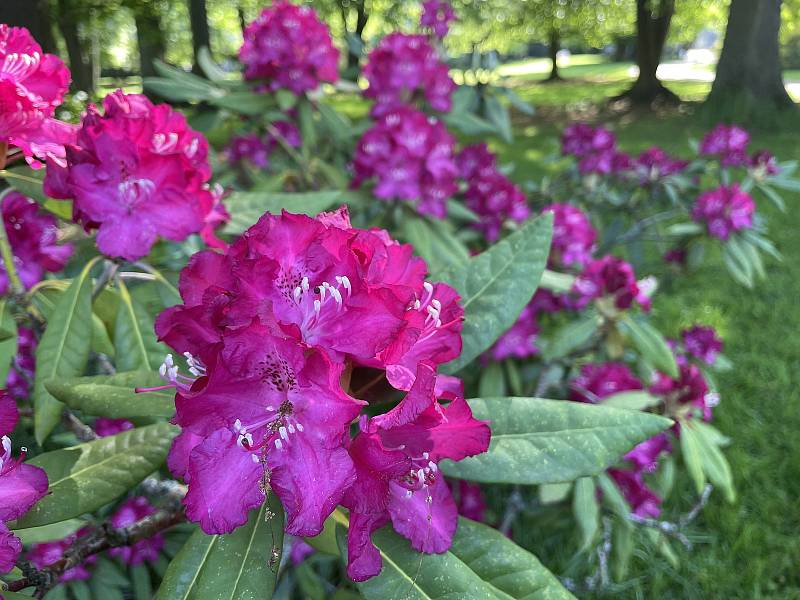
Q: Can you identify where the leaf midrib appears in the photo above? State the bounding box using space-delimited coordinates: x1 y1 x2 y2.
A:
229 504 265 600
118 279 150 370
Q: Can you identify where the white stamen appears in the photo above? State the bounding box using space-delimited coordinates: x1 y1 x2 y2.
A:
275 439 283 450
428 461 438 473
251 454 261 463
313 300 321 318
279 426 289 441
287 423 295 434
405 490 413 499
301 277 309 292
423 282 433 294
294 286 302 301
296 422 304 432
330 286 342 307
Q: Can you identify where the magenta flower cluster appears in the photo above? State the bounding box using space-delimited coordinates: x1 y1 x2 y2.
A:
635 147 688 180
572 255 651 311
45 90 227 261
224 121 301 169
561 124 629 175
543 203 596 269
0 392 48 573
420 0 457 39
363 33 455 117
681 325 723 365
458 144 530 242
352 106 458 218
0 25 75 169
239 1 339 94
108 496 165 565
27 527 96 582
489 290 563 361
7 327 36 401
0 191 72 294
691 183 755 240
699 124 750 167
153 208 489 581
569 362 643 404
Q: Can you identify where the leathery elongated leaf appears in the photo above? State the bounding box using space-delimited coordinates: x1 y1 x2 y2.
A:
337 517 574 599
46 371 175 419
223 190 342 234
442 213 553 373
14 423 177 528
33 257 100 444
440 397 672 484
114 278 165 372
155 496 284 600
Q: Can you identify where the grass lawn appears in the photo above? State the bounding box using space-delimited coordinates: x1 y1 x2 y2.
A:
491 61 800 599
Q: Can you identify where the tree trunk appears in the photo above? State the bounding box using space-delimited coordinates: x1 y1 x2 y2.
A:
340 0 368 72
706 0 794 117
238 5 248 36
188 0 211 73
130 1 166 78
616 0 678 105
56 0 95 93
0 0 57 53
545 29 561 82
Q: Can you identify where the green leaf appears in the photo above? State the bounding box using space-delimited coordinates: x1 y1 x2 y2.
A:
12 518 83 545
601 391 662 411
318 102 355 144
45 371 174 419
155 497 284 600
612 519 634 581
197 47 233 84
441 213 553 373
400 213 469 277
573 477 599 551
690 421 735 502
0 299 18 384
298 97 318 155
34 258 99 444
209 91 276 116
541 311 599 360
678 419 706 495
620 317 678 379
485 95 513 142
440 397 672 484
131 564 152 600
539 269 575 293
478 361 506 397
223 190 342 235
14 423 177 528
114 278 164 372
443 111 497 137
596 473 632 521
338 518 574 599
275 89 297 112
538 482 571 504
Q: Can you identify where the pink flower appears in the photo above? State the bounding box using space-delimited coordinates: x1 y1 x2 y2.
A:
44 90 223 261
663 247 687 265
488 302 540 361
0 25 72 168
749 149 779 177
457 143 496 180
363 33 455 117
623 433 671 473
342 367 490 581
7 327 35 401
569 362 643 403
108 496 164 565
561 124 615 158
572 256 650 311
289 538 315 565
691 183 754 241
352 106 458 218
0 392 49 573
0 192 72 293
464 170 530 242
224 133 270 168
651 363 717 421
608 468 662 518
94 418 135 438
420 0 456 39
543 203 596 269
239 2 339 94
27 527 96 581
682 325 723 365
699 124 750 166
636 147 688 180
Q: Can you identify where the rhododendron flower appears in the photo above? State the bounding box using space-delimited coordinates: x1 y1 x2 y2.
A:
457 143 496 180
561 124 615 158
448 479 487 522
27 527 96 581
224 133 270 168
108 496 165 565
363 33 455 117
290 538 315 565
682 325 723 365
572 256 651 311
663 247 687 265
749 149 779 177
44 90 224 261
691 184 754 241
464 170 530 242
239 2 339 94
7 327 35 401
342 367 490 581
699 124 749 166
94 417 134 438
0 192 72 293
651 363 718 421
0 392 48 573
154 209 471 551
0 25 72 168
543 203 596 268
420 0 456 39
569 362 643 403
351 106 458 218
608 468 662 518
488 302 540 361
636 147 688 180
623 433 671 472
